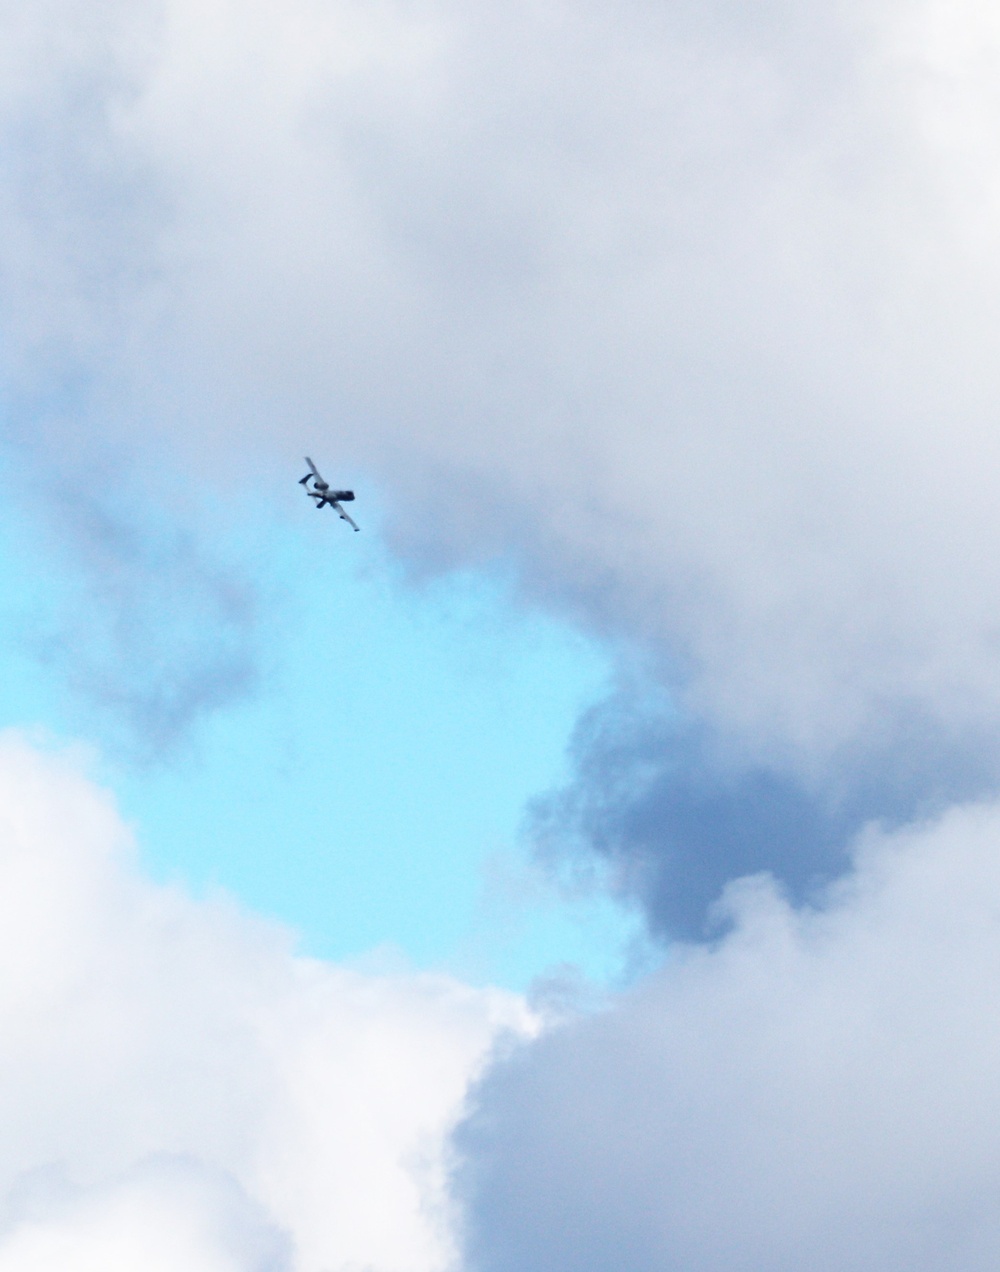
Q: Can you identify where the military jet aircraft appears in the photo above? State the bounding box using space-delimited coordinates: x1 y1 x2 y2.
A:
299 457 360 531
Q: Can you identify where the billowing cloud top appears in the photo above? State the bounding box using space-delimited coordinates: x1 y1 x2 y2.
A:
459 800 1000 1271
0 735 528 1272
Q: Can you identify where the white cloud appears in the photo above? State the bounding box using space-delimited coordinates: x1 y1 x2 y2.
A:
0 1158 289 1272
0 733 528 1272
459 798 1000 1271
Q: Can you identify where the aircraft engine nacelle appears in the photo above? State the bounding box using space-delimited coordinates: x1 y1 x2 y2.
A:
332 490 355 501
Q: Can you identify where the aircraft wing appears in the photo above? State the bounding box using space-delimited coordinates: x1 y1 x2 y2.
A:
299 456 324 486
331 500 360 531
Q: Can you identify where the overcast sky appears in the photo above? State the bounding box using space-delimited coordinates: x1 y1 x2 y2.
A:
4 0 1000 1268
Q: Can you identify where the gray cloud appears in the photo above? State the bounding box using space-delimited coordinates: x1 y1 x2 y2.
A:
530 689 1000 938
3 446 260 759
0 0 164 393
458 801 1000 1272
55 502 257 757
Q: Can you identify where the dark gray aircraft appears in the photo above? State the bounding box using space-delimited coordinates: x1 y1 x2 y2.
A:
299 457 360 531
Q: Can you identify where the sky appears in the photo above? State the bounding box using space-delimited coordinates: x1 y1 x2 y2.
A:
0 460 634 987
5 0 1000 1269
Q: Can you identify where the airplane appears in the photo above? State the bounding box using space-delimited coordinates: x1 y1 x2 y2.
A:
298 457 360 531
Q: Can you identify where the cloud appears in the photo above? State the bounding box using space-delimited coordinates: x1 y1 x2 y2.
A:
7 5 1000 1259
529 687 1000 938
3 0 1000 797
23 479 260 759
0 733 529 1271
0 434 263 759
0 1157 290 1272
457 798 1000 1271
